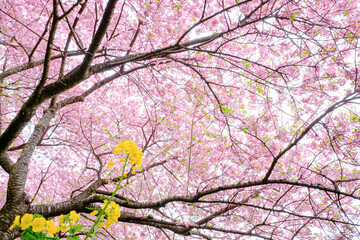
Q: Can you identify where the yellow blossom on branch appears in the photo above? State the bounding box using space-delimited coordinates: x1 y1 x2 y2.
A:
9 215 20 230
10 212 83 238
69 211 80 223
20 213 33 230
107 160 115 168
113 141 143 172
99 200 121 229
58 214 68 232
90 210 98 216
32 217 46 232
45 220 59 237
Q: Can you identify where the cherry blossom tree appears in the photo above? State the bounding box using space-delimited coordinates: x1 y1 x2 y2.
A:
1 0 360 239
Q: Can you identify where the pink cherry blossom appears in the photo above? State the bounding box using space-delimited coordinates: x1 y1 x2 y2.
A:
0 0 360 239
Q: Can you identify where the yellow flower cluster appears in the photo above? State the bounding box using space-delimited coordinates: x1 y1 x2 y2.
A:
113 140 143 173
9 214 59 237
9 211 82 237
59 210 80 230
90 200 121 229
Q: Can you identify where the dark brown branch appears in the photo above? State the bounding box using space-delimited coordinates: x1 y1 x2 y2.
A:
29 179 107 217
0 153 14 173
80 0 118 70
0 0 119 155
9 109 55 194
83 179 360 211
262 92 360 181
28 13 54 61
0 49 102 81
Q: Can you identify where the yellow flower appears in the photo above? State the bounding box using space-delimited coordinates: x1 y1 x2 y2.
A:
59 215 64 225
104 207 111 215
58 215 67 232
114 141 143 170
32 217 46 232
69 211 80 223
9 215 20 230
109 202 120 218
108 212 119 222
105 220 113 229
107 160 114 168
102 199 108 208
102 201 120 228
90 211 98 216
99 222 104 228
59 224 67 232
20 213 33 230
45 220 59 237
132 165 140 174
113 142 123 154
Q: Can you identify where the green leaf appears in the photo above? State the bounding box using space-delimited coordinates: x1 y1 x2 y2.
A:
289 12 298 22
69 224 84 234
173 2 182 11
350 113 360 122
21 232 39 240
332 56 339 62
221 107 232 116
254 85 264 94
242 60 250 67
347 32 353 43
67 236 80 240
